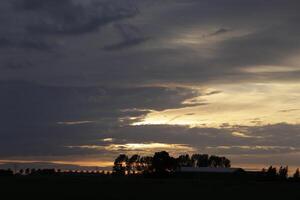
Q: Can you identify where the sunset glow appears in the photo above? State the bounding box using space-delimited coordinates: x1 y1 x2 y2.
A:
134 82 300 128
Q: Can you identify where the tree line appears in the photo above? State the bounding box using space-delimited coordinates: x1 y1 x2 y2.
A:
113 151 231 175
262 166 300 180
0 168 111 177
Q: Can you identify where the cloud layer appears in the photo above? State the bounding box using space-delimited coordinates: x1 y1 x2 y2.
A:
1 0 300 168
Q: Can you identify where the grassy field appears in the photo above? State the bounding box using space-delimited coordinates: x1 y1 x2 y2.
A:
1 175 300 199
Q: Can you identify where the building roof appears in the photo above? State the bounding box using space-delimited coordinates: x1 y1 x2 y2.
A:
179 167 244 173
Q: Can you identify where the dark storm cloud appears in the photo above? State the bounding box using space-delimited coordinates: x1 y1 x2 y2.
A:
1 0 300 164
201 28 231 39
103 24 149 51
210 28 230 36
103 37 148 51
67 0 300 85
0 81 199 157
14 0 138 36
0 0 138 51
0 81 198 124
207 146 299 155
1 81 300 159
1 0 300 85
213 19 300 70
4 60 34 70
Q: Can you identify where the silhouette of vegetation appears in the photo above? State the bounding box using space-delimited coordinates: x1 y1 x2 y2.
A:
279 166 289 179
112 151 232 175
1 153 300 199
1 170 300 199
113 154 128 175
0 169 13 177
152 151 177 174
259 166 294 181
266 165 277 178
1 151 300 186
127 154 140 174
0 152 299 184
139 156 153 174
191 154 209 167
177 154 193 167
293 168 300 180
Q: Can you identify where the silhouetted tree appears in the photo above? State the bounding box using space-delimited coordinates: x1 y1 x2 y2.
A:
152 151 176 174
293 168 300 179
127 154 140 174
207 155 231 168
266 166 277 178
111 152 232 176
139 156 153 173
19 169 24 175
177 154 193 167
191 154 209 167
278 166 288 179
220 157 231 168
31 168 36 175
113 154 128 175
25 168 31 175
0 169 13 177
209 155 221 167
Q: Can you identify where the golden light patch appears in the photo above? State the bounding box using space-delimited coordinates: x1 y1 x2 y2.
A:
53 160 113 167
241 65 300 73
102 138 114 142
105 143 194 152
133 82 300 128
67 143 194 151
67 143 196 155
231 131 253 138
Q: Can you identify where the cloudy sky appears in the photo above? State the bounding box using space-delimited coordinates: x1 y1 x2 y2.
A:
1 0 300 170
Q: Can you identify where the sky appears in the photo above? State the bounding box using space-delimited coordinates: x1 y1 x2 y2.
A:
1 0 300 170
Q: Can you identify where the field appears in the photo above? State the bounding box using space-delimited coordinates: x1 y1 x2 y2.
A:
1 175 300 199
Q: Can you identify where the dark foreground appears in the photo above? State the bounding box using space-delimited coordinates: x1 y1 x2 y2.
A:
1 175 300 199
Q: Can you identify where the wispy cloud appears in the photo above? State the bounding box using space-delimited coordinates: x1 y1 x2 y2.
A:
231 131 262 139
57 121 94 125
67 143 196 154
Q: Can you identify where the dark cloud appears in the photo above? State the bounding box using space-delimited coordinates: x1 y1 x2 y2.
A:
0 0 138 51
17 0 138 36
0 81 199 157
214 19 300 70
103 24 149 51
23 122 299 162
103 37 149 51
1 0 300 86
1 0 300 167
0 81 198 124
3 60 34 70
0 162 110 171
0 36 53 51
210 28 230 36
202 28 231 38
206 146 299 155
